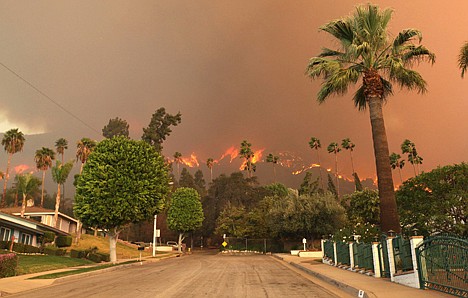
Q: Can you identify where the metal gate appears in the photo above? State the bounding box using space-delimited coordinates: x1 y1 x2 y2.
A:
416 235 467 297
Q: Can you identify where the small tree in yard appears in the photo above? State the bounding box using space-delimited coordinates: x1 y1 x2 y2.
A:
167 187 204 253
74 136 169 263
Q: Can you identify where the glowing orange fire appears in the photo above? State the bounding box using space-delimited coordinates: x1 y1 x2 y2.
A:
180 153 199 168
218 146 239 163
291 163 321 175
239 149 265 170
14 164 30 174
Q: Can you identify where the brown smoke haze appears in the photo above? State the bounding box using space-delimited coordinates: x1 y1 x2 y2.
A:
0 1 466 190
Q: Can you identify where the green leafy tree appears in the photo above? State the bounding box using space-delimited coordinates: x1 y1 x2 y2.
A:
327 173 338 199
51 161 73 228
34 147 56 207
341 138 356 174
102 117 130 139
353 172 364 191
1 128 25 207
389 152 405 183
206 158 214 183
309 137 324 189
173 152 182 179
266 153 279 182
17 173 41 217
167 187 204 253
194 169 206 197
240 140 255 178
344 189 380 226
76 138 97 174
299 172 321 196
305 4 435 233
459 41 468 78
215 203 268 239
141 107 182 152
74 136 169 262
179 168 195 189
397 163 467 236
401 139 422 176
327 142 341 196
262 191 346 244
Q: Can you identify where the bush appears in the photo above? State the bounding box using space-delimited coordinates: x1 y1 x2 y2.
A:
55 236 72 247
0 253 18 277
96 252 110 262
12 243 40 254
87 253 102 263
43 231 56 244
0 241 11 250
70 249 90 259
12 242 25 253
43 246 67 256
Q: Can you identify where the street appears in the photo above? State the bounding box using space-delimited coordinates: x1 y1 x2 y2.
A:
10 251 341 297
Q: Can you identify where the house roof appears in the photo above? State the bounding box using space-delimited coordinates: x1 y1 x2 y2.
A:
0 207 79 224
0 210 70 236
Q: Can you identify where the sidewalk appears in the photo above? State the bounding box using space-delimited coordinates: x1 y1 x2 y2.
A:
0 254 176 296
274 254 452 298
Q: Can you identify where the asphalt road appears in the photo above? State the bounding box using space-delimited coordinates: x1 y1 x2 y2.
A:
11 251 341 298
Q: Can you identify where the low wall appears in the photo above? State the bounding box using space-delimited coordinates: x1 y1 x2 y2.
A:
298 251 322 258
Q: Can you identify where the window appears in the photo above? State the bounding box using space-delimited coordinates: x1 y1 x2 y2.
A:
0 227 11 241
20 233 31 245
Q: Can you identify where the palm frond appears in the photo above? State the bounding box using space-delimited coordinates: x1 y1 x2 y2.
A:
390 65 427 93
458 41 468 78
319 48 344 58
401 45 435 65
320 19 354 47
317 66 360 102
393 29 422 48
305 57 340 78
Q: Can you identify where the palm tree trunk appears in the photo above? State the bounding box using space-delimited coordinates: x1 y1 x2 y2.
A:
273 164 277 182
398 168 403 184
2 154 11 207
368 97 401 234
349 151 355 174
210 168 213 183
334 153 340 197
41 170 46 207
54 184 61 228
20 194 27 217
316 150 324 190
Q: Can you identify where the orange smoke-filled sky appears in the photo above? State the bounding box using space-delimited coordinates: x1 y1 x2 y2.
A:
0 1 466 187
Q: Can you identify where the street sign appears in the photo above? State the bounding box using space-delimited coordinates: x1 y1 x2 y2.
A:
222 241 227 247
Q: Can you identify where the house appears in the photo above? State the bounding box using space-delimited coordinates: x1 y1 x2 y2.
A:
0 212 68 247
0 207 80 235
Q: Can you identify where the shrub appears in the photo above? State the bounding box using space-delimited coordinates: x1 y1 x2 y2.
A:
43 246 67 256
43 231 56 244
12 243 40 254
0 253 18 277
96 252 110 262
87 253 102 263
12 242 25 253
55 236 72 247
0 241 11 250
70 249 88 259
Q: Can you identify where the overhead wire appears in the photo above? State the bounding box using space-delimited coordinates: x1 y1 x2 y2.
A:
0 61 101 136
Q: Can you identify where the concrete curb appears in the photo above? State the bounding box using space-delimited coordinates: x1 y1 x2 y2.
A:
272 254 376 298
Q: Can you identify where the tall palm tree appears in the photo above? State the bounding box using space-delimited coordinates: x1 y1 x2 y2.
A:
266 153 279 182
306 4 435 233
308 137 324 189
17 173 41 217
327 142 341 196
341 138 356 174
458 41 468 78
240 140 255 178
1 128 25 207
34 147 56 207
401 139 423 176
173 152 182 179
389 152 405 184
55 138 68 164
51 161 73 228
206 158 214 183
76 138 97 174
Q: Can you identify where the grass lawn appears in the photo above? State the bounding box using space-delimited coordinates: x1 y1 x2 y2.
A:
17 255 93 275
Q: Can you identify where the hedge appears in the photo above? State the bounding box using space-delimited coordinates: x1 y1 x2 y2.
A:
87 253 102 263
42 231 56 244
55 236 72 247
43 246 67 256
0 241 12 250
0 253 18 277
96 252 110 262
12 243 40 254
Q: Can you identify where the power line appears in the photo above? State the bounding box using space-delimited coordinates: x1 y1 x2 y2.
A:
0 61 101 136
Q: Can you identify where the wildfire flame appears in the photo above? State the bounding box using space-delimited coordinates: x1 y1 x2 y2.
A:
291 163 321 175
239 149 265 170
327 168 332 172
218 146 239 163
180 153 199 168
15 164 30 174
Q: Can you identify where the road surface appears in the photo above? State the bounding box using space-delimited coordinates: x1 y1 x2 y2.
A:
11 251 342 298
